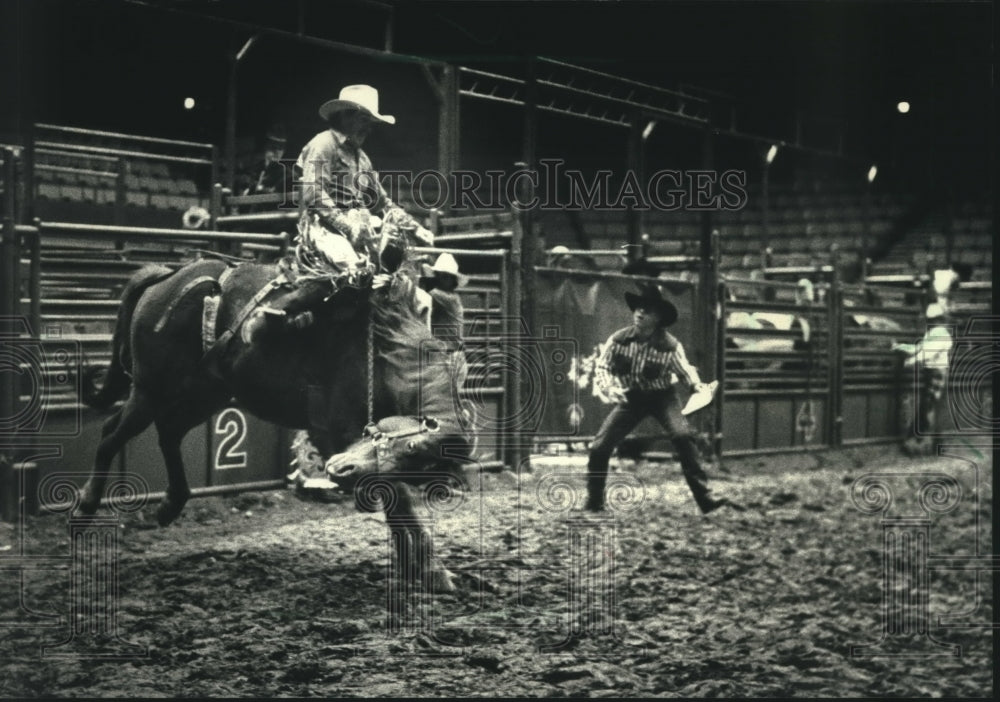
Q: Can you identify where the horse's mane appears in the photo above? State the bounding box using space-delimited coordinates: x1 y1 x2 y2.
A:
370 262 461 426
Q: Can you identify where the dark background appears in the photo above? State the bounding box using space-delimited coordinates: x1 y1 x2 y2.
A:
1 0 993 194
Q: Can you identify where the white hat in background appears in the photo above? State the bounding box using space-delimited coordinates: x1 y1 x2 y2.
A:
432 253 468 286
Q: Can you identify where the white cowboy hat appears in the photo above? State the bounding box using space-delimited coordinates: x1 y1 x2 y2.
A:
432 253 468 286
319 85 395 124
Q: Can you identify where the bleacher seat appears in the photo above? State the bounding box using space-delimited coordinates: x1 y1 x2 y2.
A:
61 185 84 201
95 188 116 205
149 193 170 209
125 191 149 207
176 179 198 196
167 195 194 210
38 182 60 200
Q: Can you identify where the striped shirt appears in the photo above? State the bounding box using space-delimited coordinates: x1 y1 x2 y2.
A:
904 324 953 371
594 326 702 394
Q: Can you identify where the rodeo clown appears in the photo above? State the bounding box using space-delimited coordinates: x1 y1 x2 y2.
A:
586 284 742 514
892 301 953 453
260 85 435 333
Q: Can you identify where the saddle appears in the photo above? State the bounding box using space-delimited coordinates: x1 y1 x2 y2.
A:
198 211 419 377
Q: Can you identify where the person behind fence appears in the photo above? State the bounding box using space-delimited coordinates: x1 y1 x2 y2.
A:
892 302 953 450
585 284 741 514
235 125 288 197
421 253 468 390
257 85 435 333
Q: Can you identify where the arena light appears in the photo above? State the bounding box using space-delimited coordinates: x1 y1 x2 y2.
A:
897 101 910 114
867 164 878 183
183 97 196 110
642 120 657 141
765 144 778 164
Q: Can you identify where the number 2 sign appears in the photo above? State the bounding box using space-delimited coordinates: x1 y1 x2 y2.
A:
214 408 248 470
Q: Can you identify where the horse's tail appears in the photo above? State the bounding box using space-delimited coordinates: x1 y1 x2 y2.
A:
82 265 175 411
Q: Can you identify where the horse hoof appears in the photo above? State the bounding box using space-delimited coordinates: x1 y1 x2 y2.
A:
77 500 99 516
431 567 457 594
156 500 184 527
77 487 100 516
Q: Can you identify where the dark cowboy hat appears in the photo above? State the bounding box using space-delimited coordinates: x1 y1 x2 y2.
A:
624 284 678 327
265 125 287 147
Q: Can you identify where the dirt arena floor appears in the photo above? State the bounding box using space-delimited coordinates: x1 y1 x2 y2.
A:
1 443 993 698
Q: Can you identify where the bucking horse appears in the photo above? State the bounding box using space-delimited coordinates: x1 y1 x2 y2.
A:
77 249 474 592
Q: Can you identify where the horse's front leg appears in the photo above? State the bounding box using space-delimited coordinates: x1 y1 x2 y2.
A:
382 481 455 594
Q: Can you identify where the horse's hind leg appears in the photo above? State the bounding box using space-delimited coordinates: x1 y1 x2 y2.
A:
154 397 225 526
78 391 156 515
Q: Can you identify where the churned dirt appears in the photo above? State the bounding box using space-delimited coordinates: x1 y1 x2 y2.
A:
0 444 993 698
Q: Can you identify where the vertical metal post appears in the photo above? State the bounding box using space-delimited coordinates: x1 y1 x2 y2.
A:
436 65 460 195
862 184 870 281
828 272 844 446
498 251 513 469
26 225 41 335
209 143 220 198
509 59 539 474
696 124 716 378
520 59 538 335
761 158 770 248
715 278 728 459
2 149 19 470
225 52 238 193
23 129 35 224
209 183 225 231
113 156 127 227
625 113 643 261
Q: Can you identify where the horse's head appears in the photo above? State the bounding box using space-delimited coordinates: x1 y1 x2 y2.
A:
325 415 471 490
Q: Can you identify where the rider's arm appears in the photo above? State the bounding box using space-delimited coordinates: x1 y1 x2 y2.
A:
297 134 338 220
364 164 434 246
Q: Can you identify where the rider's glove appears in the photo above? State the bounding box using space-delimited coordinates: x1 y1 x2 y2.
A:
414 226 434 246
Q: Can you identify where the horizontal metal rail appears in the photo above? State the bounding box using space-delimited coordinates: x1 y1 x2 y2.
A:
216 211 299 225
34 147 121 164
35 122 214 151
412 246 507 259
34 164 118 179
39 221 286 245
537 56 707 106
35 141 213 166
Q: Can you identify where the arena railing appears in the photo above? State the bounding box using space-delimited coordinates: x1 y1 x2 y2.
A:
718 275 836 455
837 282 924 446
29 123 219 225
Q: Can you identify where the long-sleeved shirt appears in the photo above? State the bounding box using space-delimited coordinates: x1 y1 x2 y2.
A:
594 326 702 394
428 289 465 351
900 324 953 370
296 127 419 231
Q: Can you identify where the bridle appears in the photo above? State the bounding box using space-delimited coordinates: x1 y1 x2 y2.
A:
362 416 442 473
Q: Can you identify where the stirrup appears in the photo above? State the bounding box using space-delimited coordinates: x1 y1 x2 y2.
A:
241 307 286 344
